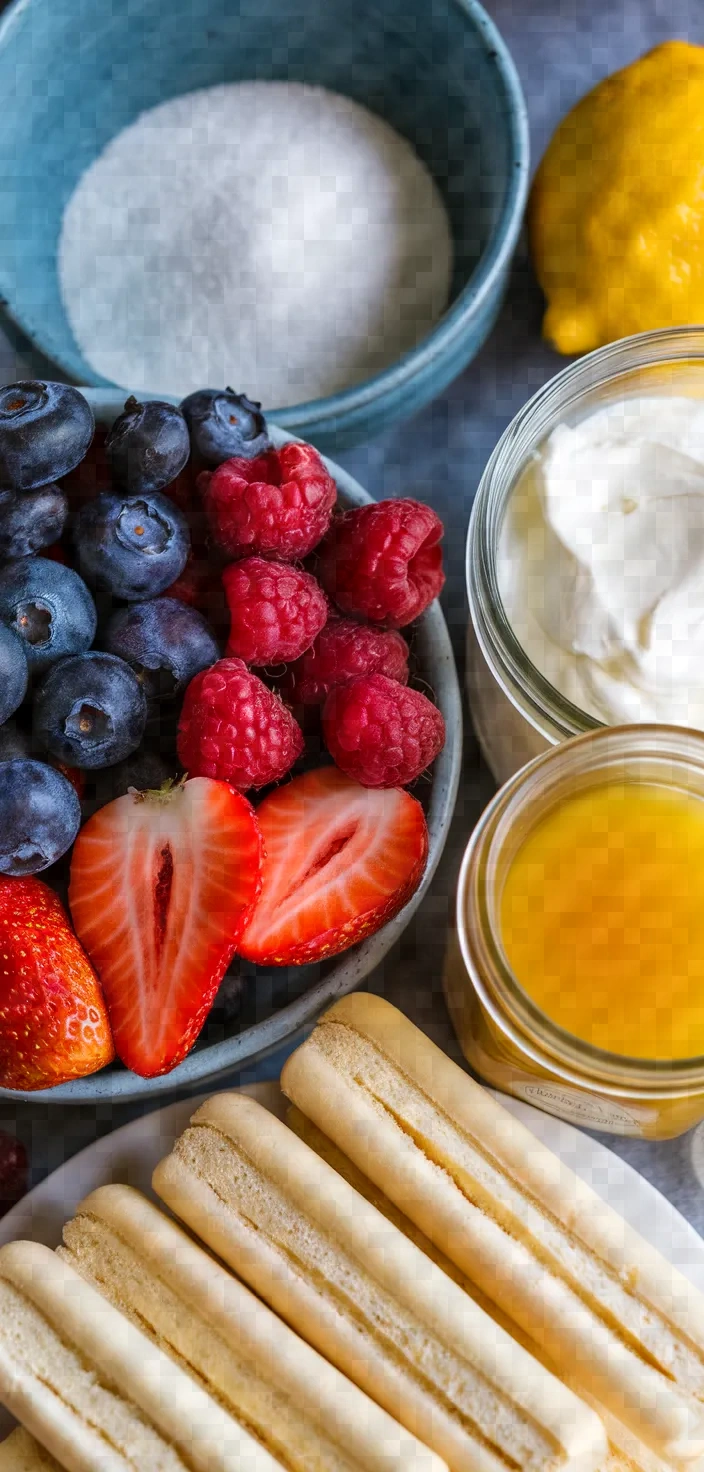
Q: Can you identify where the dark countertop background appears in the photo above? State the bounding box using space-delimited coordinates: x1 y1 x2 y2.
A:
2 0 704 1228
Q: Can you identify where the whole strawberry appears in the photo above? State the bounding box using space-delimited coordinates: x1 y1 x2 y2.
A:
0 876 115 1091
202 441 337 562
178 657 303 789
323 673 445 788
318 498 444 627
223 557 327 666
280 617 410 706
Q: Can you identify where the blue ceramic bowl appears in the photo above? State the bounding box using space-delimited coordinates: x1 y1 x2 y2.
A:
0 0 528 453
0 391 462 1105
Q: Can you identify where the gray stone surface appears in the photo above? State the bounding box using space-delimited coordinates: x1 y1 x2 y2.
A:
2 0 704 1233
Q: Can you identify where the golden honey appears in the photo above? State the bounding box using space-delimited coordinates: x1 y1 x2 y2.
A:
500 781 704 1062
451 727 704 1139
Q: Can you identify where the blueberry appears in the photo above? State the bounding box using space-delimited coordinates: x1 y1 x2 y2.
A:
0 558 97 673
180 388 271 466
103 597 219 703
81 747 173 817
0 718 31 763
0 483 68 559
0 623 28 723
0 759 81 875
112 747 173 792
0 381 94 491
34 652 148 769
106 397 190 496
74 491 190 601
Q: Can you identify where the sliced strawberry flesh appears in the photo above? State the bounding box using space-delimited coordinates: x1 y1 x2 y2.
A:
238 767 428 966
69 777 263 1078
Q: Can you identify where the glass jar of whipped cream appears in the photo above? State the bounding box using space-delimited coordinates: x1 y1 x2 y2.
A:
449 725 704 1140
467 327 704 783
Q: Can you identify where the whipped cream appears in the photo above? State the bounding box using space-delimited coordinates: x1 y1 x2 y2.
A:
497 396 704 726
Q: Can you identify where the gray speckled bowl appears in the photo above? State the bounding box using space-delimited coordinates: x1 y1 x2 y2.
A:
0 391 462 1104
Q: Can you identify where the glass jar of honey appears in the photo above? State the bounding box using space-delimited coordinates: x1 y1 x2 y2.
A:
449 724 704 1139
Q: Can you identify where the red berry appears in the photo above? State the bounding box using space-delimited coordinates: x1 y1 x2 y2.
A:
202 442 337 562
69 778 262 1078
280 616 409 706
323 673 445 788
60 429 110 511
162 459 228 629
163 548 209 608
238 767 428 965
0 876 115 1091
223 557 327 666
0 1130 27 1217
50 759 86 801
160 461 201 520
164 548 228 631
177 657 303 790
318 498 444 627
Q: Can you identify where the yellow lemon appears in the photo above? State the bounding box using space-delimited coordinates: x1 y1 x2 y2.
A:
529 41 704 354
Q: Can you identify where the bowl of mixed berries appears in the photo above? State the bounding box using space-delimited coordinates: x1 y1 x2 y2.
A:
0 381 461 1101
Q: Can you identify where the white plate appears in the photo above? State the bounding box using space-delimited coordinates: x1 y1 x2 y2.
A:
2 1082 703 1280
1 1083 703 1439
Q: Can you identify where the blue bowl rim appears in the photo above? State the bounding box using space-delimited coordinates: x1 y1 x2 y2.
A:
0 0 529 421
0 393 463 1104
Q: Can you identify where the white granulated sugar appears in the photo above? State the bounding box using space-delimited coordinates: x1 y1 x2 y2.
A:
59 82 453 407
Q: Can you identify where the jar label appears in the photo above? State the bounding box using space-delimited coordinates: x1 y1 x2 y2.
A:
513 1080 646 1135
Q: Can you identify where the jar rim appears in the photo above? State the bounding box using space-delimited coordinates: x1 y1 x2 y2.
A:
467 325 704 743
457 723 704 1093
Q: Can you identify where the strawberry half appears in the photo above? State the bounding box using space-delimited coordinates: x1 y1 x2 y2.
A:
238 766 429 966
69 777 263 1078
0 876 115 1091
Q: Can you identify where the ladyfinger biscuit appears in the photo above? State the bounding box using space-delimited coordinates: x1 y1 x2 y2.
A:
281 993 704 1467
59 1182 441 1472
0 1430 63 1472
0 1240 281 1472
285 1105 673 1472
154 1091 607 1472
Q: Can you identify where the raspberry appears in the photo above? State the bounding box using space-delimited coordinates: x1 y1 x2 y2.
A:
177 658 303 790
323 673 445 788
280 616 410 705
49 760 86 802
318 499 444 627
162 555 228 643
161 459 220 615
202 442 337 562
159 460 202 520
223 557 327 666
164 549 212 608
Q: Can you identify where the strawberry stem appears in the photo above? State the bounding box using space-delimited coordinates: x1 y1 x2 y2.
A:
129 775 188 804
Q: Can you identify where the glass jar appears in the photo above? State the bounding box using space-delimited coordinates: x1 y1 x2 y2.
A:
467 326 704 785
448 724 704 1139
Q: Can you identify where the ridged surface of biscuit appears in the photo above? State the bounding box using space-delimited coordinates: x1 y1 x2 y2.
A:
154 1092 606 1472
59 1183 438 1472
280 994 704 1467
0 1241 280 1472
286 1106 673 1472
